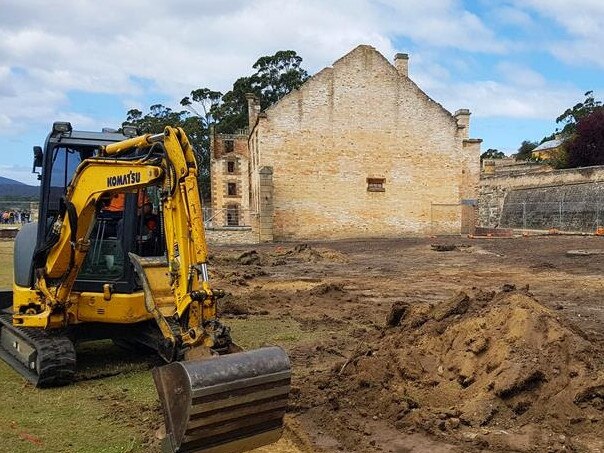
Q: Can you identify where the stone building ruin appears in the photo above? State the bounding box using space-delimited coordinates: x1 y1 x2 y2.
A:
209 45 481 242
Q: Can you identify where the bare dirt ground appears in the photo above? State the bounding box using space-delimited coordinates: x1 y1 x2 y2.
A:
1 236 603 452
211 236 604 453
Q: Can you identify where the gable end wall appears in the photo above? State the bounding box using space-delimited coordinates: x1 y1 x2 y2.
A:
250 45 479 240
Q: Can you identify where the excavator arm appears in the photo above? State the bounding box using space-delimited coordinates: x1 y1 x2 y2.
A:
16 158 163 327
20 128 216 348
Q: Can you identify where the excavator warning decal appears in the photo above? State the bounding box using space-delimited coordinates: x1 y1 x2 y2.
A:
107 171 141 188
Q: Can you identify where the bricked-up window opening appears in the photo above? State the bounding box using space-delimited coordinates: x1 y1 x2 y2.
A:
367 177 386 192
224 140 234 153
226 205 239 226
227 182 237 196
227 161 235 173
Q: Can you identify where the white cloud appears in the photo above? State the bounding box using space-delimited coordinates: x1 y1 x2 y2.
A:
0 0 601 150
409 52 579 121
516 0 604 68
492 6 534 27
0 165 39 186
408 51 453 91
0 114 11 130
434 79 580 119
0 69 67 135
0 0 506 134
495 61 546 87
525 0 604 35
335 0 510 53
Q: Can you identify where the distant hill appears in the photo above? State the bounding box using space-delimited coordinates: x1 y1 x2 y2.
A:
0 177 39 198
0 176 27 186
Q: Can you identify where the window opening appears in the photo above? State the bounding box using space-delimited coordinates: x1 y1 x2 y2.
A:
367 177 386 192
226 205 239 226
224 140 234 153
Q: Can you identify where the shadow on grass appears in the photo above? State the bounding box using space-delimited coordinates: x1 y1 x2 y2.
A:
75 340 164 382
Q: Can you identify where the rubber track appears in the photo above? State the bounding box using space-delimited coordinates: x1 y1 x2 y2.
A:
0 313 76 387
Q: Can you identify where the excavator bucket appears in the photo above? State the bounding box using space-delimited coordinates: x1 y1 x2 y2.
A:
153 346 291 453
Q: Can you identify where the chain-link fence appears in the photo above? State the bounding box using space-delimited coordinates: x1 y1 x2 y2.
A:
1 202 252 228
202 207 252 228
500 201 604 233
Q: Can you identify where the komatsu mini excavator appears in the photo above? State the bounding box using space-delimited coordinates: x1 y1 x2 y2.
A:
0 122 291 453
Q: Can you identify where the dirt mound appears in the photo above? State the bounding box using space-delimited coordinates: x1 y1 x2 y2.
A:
282 244 348 263
218 294 251 317
312 287 604 452
431 244 459 252
308 282 346 296
211 244 347 270
223 269 267 286
238 250 261 265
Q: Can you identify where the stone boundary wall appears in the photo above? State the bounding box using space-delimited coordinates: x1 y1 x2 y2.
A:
479 165 604 229
205 227 257 245
482 158 549 177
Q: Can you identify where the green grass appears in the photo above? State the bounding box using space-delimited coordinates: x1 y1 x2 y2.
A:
225 316 334 350
225 318 303 349
0 318 308 453
0 240 305 452
0 240 163 452
0 240 13 288
0 349 161 453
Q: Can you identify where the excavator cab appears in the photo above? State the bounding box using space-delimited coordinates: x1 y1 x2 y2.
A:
32 126 141 294
0 123 291 453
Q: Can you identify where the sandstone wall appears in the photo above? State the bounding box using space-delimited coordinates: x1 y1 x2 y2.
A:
479 165 604 231
205 227 256 245
249 45 479 240
210 132 250 226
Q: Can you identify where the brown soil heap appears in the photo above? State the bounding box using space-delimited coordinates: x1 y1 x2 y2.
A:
317 287 604 452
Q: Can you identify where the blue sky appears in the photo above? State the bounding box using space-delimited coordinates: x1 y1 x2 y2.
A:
1 0 603 185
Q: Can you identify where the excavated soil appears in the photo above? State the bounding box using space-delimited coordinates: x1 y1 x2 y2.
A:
208 237 604 453
303 287 604 452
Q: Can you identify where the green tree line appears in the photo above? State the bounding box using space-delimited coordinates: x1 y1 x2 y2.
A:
122 50 309 198
515 91 604 169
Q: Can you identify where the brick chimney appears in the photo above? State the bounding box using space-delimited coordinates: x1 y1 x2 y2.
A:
454 109 471 139
245 93 261 130
394 53 409 77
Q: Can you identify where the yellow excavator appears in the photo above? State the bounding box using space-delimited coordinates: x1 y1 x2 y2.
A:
0 122 291 453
